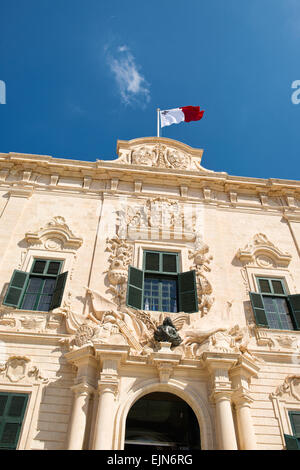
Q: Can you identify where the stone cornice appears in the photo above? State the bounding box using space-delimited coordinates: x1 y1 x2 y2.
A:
0 140 299 216
0 149 299 191
0 330 70 345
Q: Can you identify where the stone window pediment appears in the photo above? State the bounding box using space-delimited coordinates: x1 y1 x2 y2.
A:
24 216 83 251
236 233 292 268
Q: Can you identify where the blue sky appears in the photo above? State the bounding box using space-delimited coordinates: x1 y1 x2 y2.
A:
1 0 300 180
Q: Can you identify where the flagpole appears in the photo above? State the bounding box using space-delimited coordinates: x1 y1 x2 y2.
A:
157 108 160 137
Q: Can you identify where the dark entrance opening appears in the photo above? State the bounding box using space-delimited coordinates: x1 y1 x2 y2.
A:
124 392 201 451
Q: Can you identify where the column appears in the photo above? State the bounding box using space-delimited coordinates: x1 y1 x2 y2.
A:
232 389 257 450
92 345 129 450
92 378 119 450
230 355 260 450
65 346 98 449
202 352 239 450
212 390 238 450
68 382 93 450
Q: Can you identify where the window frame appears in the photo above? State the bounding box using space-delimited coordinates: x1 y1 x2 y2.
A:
126 249 198 314
0 392 29 450
19 259 63 312
289 410 300 441
255 276 295 331
143 250 179 313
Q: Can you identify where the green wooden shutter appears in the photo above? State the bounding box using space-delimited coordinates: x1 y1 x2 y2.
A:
127 266 144 310
49 271 68 310
287 294 300 330
3 270 29 308
0 393 28 450
178 270 198 313
249 292 269 327
284 433 300 450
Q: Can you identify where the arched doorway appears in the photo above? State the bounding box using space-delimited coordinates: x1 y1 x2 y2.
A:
124 392 201 451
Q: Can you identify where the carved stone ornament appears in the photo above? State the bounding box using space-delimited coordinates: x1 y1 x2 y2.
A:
271 375 300 401
118 198 197 241
236 233 292 268
0 306 64 332
0 356 48 384
180 323 258 360
112 137 216 173
188 235 214 316
105 236 133 308
63 286 190 356
25 216 83 251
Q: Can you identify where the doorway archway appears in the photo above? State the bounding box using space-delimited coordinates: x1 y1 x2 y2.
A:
124 391 201 451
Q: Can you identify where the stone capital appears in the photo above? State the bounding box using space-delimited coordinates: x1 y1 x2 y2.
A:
201 352 239 391
229 355 260 391
65 345 96 366
94 344 129 368
209 388 234 404
201 351 240 372
65 346 98 389
71 381 95 397
231 387 254 407
98 375 119 397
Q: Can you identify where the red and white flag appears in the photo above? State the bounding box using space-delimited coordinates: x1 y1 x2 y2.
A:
160 106 204 127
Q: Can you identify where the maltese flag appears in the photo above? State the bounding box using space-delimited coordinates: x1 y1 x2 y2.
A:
160 106 204 127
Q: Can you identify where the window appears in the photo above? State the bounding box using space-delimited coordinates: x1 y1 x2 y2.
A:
0 393 29 450
284 411 300 450
3 259 68 311
249 277 300 330
127 250 198 313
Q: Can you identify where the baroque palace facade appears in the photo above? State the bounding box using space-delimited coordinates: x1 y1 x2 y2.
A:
0 137 299 450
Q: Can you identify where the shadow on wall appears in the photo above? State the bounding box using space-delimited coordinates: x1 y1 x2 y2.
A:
31 347 75 450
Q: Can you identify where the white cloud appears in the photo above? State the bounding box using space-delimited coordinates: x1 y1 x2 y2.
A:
105 45 150 108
